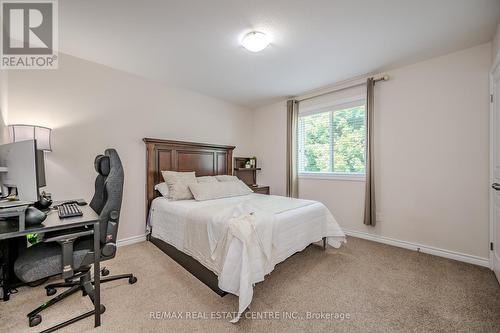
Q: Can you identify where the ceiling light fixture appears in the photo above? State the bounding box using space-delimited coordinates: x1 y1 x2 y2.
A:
241 31 270 52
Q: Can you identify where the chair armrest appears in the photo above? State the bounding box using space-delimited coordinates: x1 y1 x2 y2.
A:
43 230 94 243
43 229 94 279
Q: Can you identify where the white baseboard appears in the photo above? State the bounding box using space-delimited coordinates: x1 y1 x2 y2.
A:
116 233 147 247
115 230 490 267
343 229 490 268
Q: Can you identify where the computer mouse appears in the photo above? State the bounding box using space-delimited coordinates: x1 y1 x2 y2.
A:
25 207 47 226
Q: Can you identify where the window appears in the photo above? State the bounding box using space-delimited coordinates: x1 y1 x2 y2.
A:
298 99 366 178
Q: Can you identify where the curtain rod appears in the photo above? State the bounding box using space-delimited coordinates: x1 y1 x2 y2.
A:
296 75 389 103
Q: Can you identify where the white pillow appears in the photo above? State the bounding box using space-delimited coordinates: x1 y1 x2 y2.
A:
215 175 239 182
161 171 197 200
154 182 169 197
197 176 218 183
188 180 252 201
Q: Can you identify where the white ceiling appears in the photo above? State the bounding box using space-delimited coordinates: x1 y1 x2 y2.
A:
60 0 500 109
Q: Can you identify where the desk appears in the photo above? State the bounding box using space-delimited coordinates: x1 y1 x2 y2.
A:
0 205 28 301
0 205 102 330
0 204 27 232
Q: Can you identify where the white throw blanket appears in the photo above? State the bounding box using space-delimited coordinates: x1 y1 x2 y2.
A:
182 195 346 322
206 195 316 255
218 209 272 323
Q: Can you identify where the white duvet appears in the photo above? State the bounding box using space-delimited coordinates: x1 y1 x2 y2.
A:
149 194 345 322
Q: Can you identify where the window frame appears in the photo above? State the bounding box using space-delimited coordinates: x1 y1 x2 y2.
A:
298 95 367 181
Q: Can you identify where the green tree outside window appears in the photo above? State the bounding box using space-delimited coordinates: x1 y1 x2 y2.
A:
298 104 365 174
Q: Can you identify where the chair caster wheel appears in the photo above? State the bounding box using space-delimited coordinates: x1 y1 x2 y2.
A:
101 268 110 276
46 288 56 296
100 304 106 314
29 314 42 327
128 276 137 284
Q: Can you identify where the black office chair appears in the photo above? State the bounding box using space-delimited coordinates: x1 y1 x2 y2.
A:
13 149 136 328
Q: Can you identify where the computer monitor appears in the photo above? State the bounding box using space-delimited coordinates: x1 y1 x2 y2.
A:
0 140 43 202
36 149 46 187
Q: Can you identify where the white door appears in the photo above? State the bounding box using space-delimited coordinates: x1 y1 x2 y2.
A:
491 61 500 283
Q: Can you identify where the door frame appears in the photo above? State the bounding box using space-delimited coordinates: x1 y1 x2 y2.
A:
490 51 500 272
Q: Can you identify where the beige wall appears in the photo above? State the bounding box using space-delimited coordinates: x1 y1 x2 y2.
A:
253 43 492 259
252 100 287 196
6 54 254 241
493 21 500 65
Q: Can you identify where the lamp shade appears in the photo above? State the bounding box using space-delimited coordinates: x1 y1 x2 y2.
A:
8 124 52 151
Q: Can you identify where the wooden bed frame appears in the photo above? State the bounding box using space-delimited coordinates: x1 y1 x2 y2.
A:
143 138 235 296
143 138 326 298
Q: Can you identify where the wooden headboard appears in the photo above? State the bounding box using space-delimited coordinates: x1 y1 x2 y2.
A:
143 138 235 213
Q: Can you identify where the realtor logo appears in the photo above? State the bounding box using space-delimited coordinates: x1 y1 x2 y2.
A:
1 0 58 69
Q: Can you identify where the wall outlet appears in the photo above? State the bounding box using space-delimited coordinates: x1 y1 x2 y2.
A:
376 212 383 222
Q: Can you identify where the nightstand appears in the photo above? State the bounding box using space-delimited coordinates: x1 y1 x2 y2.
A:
251 185 270 195
233 157 269 195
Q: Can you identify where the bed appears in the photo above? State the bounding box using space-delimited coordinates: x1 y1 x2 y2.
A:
143 138 345 321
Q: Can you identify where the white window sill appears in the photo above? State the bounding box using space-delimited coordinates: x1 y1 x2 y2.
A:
298 173 366 182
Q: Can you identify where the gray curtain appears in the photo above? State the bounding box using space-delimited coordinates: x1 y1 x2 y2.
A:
364 78 376 226
286 99 299 198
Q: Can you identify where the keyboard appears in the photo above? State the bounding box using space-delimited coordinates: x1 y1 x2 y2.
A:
57 203 83 218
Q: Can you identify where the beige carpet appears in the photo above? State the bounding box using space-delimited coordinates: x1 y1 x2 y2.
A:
1 236 499 333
